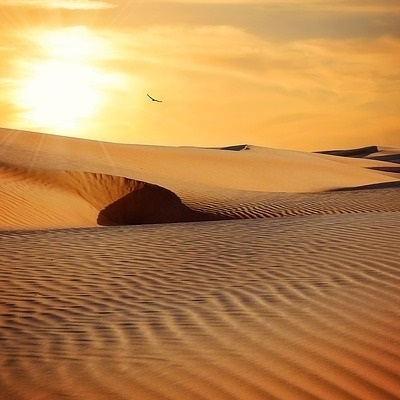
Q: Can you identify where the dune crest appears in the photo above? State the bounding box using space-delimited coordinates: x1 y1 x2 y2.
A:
0 163 220 229
317 145 379 158
62 171 218 225
1 128 400 229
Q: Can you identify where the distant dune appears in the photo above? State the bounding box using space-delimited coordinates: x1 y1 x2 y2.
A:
1 127 400 400
317 145 380 158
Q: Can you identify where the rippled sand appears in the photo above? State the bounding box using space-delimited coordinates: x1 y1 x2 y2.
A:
1 213 400 399
1 128 400 399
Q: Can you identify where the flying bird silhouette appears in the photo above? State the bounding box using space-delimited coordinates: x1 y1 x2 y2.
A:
147 94 162 102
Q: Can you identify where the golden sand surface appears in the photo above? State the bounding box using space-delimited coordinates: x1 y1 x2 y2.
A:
0 128 400 399
1 127 399 230
1 214 400 400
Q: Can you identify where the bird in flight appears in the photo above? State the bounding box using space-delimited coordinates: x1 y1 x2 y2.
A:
147 94 162 102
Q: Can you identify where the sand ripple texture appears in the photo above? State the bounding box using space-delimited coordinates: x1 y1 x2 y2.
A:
1 212 400 400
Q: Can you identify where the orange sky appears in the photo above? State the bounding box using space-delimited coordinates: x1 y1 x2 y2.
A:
0 0 399 150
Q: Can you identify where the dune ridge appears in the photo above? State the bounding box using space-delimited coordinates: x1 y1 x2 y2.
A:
1 160 400 229
1 128 400 229
61 170 219 225
317 145 380 158
0 163 219 229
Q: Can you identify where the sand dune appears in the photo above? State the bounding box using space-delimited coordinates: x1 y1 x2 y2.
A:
1 127 400 399
0 127 399 229
317 145 380 158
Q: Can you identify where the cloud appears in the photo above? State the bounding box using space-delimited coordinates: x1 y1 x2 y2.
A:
1 9 399 149
91 24 400 147
0 0 116 9
133 1 400 12
95 1 400 42
112 25 400 89
141 0 400 13
143 26 399 144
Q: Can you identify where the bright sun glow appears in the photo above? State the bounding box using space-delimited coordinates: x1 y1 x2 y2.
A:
16 26 117 133
19 61 103 130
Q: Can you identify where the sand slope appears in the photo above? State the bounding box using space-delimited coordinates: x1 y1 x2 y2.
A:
0 128 399 230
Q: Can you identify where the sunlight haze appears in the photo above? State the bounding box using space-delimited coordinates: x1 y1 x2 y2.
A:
0 0 399 150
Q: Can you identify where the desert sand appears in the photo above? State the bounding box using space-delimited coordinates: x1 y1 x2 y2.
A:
0 127 399 399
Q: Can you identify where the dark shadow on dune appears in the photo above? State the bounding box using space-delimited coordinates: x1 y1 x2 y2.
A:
97 183 225 226
368 166 400 173
368 154 400 164
317 145 400 164
219 144 250 151
317 145 378 158
331 181 400 192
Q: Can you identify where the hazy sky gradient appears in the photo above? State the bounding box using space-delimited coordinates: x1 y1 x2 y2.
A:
0 0 399 149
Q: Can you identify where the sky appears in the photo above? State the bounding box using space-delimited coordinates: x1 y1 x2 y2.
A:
0 0 399 150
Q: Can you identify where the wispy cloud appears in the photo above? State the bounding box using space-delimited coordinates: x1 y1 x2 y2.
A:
86 24 400 148
144 0 400 13
1 0 399 148
99 1 400 41
0 0 116 9
259 0 400 14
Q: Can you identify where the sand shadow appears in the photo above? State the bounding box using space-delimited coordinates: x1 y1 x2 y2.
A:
219 144 250 151
331 181 400 192
317 146 379 158
316 146 400 164
97 183 224 226
368 166 400 173
368 154 400 164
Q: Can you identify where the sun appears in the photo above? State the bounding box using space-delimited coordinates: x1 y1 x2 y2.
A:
15 26 115 133
18 60 102 131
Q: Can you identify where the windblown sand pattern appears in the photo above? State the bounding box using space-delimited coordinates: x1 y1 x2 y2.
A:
1 213 400 400
182 186 400 220
1 129 400 399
